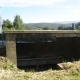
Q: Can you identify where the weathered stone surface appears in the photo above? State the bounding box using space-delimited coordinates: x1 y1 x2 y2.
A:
4 30 80 37
6 33 17 65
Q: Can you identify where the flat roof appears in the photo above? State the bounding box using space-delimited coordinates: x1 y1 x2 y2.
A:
4 30 80 34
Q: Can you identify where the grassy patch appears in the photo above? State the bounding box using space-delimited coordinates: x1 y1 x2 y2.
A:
0 56 80 80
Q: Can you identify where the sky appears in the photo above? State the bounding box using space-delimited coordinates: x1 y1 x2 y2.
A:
0 0 80 23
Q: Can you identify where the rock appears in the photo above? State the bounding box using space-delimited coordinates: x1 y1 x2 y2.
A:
57 64 64 70
62 62 73 69
57 62 73 70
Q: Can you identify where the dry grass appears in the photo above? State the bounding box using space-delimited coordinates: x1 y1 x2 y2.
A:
0 56 80 80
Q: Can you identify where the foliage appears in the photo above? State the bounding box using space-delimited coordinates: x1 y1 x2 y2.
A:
58 25 72 30
64 26 72 30
37 28 43 30
58 25 66 30
13 15 26 30
2 19 13 30
2 15 27 31
43 26 50 30
2 16 76 30
26 23 73 30
75 22 80 30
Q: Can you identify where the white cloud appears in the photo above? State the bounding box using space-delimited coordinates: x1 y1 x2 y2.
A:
0 0 66 7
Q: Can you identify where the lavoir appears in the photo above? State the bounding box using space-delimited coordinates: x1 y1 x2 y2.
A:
4 30 80 66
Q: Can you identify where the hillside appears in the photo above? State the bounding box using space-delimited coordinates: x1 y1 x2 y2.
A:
24 22 76 30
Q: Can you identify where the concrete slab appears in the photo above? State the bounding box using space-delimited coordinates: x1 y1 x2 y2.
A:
4 30 80 34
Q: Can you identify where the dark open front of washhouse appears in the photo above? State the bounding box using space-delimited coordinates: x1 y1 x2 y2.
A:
4 30 80 67
16 33 62 66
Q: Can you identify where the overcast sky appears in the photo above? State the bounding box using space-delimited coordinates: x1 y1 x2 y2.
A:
0 0 80 23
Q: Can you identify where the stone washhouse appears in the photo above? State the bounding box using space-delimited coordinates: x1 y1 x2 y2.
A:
4 30 80 66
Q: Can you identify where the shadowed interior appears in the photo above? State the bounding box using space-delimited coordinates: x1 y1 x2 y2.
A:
16 37 80 61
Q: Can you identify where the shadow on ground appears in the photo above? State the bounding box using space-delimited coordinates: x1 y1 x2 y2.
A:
18 64 58 72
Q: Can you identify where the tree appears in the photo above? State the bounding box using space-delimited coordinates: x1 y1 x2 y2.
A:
75 22 80 30
2 19 13 30
65 26 72 30
13 15 26 30
58 25 65 30
37 28 42 30
43 26 50 30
